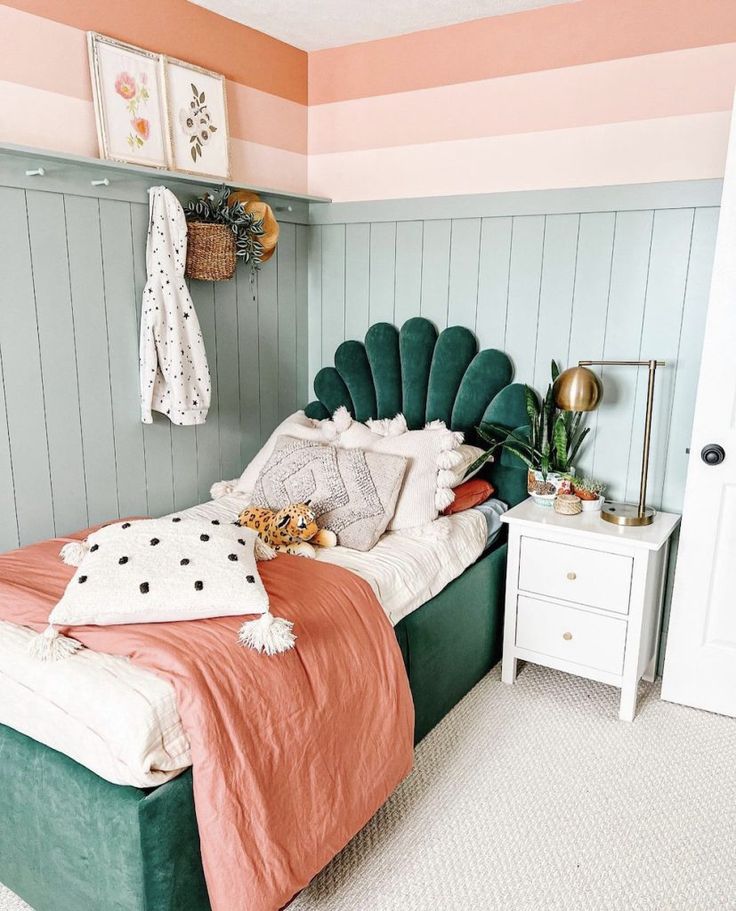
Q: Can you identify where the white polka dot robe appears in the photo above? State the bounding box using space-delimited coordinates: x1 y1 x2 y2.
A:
140 186 212 426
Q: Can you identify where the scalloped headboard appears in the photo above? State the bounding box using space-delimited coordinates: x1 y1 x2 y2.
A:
304 317 530 507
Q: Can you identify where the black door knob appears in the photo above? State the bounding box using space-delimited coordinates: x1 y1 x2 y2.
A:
701 444 726 465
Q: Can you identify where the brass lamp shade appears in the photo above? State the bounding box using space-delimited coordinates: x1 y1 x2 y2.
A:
553 366 602 412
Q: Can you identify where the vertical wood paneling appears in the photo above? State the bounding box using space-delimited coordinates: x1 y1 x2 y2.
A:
191 281 219 504
344 223 370 340
26 190 87 535
214 279 241 481
320 224 346 367
0 188 53 545
368 222 397 324
394 221 423 328
295 225 310 406
277 225 298 421
447 218 482 329
0 350 18 551
256 251 279 440
420 219 451 329
504 215 545 382
476 217 512 350
307 225 322 393
238 266 262 469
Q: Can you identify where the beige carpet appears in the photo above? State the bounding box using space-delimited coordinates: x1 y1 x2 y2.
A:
2 665 735 911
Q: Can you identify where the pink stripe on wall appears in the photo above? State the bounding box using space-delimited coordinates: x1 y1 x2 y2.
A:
309 44 736 155
308 113 730 201
0 6 307 155
309 0 736 104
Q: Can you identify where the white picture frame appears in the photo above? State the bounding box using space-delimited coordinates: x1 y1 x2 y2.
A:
87 32 168 169
162 56 230 180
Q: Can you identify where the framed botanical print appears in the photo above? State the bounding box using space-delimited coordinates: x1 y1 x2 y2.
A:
87 33 168 168
162 57 230 179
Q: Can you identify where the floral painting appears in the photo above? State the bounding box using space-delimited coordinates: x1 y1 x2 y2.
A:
88 33 167 168
163 58 230 178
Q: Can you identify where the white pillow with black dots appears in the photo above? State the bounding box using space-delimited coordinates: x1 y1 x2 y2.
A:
30 517 296 660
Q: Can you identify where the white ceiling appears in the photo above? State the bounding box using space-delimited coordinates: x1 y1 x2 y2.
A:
190 0 579 52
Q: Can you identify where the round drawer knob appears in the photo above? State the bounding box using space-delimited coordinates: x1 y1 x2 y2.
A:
562 631 573 641
566 571 577 581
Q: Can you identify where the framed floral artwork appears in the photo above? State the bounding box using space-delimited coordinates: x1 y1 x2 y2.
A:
162 57 230 179
87 33 168 168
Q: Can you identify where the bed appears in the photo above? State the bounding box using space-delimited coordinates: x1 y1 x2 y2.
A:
0 317 528 911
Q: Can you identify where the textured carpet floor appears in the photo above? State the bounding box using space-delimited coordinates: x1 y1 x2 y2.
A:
2 665 735 911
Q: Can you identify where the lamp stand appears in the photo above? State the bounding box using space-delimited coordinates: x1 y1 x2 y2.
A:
577 359 664 527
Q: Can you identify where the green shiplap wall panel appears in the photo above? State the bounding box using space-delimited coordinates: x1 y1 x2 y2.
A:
99 199 148 519
307 225 322 395
308 182 717 519
475 216 512 350
420 219 451 330
0 181 308 549
369 222 396 325
447 218 481 329
0 188 54 545
65 195 120 526
504 215 545 383
394 221 423 328
344 223 370 341
25 190 88 536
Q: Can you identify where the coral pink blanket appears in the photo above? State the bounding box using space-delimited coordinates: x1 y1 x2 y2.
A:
0 528 415 911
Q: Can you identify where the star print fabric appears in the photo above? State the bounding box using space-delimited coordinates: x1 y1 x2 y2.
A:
140 186 212 426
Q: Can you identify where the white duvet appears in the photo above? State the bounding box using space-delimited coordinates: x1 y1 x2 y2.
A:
0 494 487 787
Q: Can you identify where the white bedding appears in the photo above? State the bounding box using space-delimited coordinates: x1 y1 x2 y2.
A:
0 494 487 788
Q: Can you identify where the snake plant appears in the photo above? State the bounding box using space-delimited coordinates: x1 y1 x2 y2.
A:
465 361 590 479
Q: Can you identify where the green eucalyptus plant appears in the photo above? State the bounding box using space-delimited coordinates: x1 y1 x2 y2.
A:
466 361 590 479
184 187 265 270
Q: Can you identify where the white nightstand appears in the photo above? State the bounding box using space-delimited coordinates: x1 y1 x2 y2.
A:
500 499 680 721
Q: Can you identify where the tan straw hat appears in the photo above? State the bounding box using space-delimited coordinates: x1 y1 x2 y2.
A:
228 190 280 262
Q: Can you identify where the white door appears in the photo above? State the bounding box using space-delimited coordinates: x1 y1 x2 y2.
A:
661 93 736 716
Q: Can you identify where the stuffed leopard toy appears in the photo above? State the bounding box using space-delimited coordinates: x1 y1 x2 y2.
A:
237 501 337 559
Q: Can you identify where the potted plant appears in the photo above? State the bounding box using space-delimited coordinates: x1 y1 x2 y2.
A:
466 361 591 507
183 187 265 281
571 477 606 512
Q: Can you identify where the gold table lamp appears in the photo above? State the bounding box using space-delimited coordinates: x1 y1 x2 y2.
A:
553 360 665 527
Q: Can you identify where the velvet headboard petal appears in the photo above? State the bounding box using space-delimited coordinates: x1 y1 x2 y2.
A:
399 317 438 429
335 340 376 422
306 318 531 506
425 326 478 426
365 323 402 419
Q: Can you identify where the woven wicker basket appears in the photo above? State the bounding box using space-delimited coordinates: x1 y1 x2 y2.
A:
185 222 236 281
554 494 582 516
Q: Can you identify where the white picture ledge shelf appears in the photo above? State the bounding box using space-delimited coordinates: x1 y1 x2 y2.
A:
0 143 328 222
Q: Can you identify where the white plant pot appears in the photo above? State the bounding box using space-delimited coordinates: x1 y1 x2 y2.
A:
527 469 574 508
579 495 604 512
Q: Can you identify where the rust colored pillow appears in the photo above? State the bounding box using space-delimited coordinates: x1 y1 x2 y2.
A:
442 479 494 515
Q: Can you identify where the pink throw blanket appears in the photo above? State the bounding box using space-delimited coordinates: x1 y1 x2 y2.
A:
0 528 415 911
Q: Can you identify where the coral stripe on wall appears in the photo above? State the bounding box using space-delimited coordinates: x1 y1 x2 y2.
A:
309 0 736 104
1 0 307 104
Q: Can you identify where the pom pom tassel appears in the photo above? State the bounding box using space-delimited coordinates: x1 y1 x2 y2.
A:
28 624 83 662
239 612 296 655
332 405 353 434
435 486 456 511
59 541 89 566
210 480 237 500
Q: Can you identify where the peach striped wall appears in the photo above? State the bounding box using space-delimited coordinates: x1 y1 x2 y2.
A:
308 0 736 201
0 2 308 193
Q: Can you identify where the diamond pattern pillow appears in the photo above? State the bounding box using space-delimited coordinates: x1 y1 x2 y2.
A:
252 436 407 551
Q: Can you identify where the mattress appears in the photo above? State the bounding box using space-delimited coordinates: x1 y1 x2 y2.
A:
0 494 487 788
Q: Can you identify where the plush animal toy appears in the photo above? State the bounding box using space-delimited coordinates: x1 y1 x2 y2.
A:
237 502 337 559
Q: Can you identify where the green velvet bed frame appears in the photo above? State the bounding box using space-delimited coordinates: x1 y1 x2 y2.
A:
0 318 528 911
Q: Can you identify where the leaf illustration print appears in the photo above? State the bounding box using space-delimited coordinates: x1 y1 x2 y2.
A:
182 82 217 163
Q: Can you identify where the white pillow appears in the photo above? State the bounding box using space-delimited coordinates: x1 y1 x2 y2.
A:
449 444 486 487
336 409 462 530
31 518 296 659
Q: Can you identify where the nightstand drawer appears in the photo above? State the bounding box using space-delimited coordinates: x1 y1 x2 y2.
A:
518 536 632 614
515 595 627 675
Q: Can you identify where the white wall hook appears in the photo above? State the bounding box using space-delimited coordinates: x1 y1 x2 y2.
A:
91 178 110 187
275 204 293 213
25 168 45 177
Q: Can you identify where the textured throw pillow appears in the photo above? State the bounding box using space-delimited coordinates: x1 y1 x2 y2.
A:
336 409 463 530
442 479 494 515
252 436 407 551
30 518 297 660
448 444 486 486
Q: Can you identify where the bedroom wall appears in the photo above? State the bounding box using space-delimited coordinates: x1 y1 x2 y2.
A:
0 0 308 193
307 180 721 516
0 165 309 552
308 0 736 201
